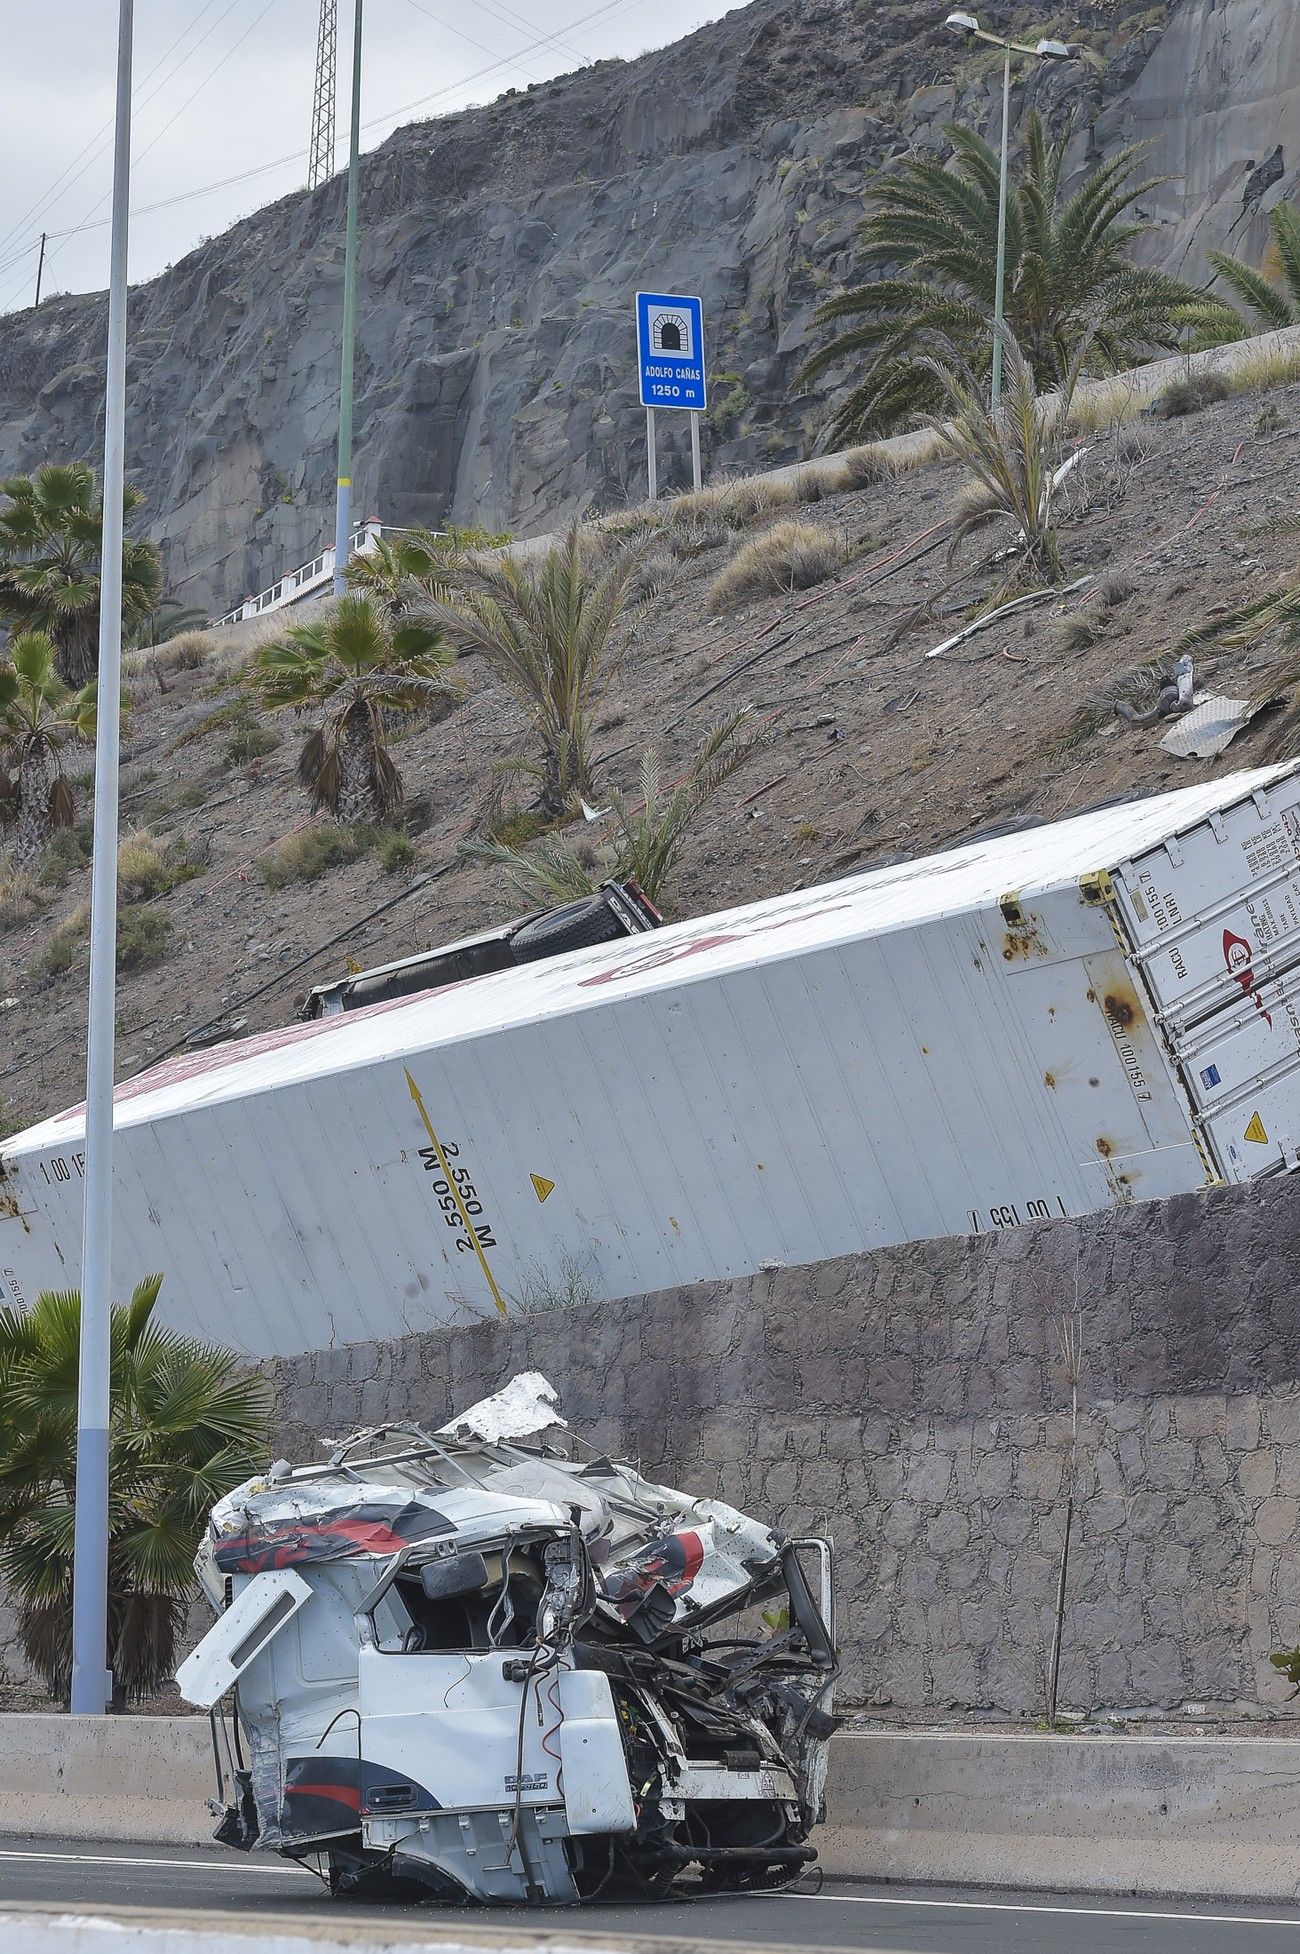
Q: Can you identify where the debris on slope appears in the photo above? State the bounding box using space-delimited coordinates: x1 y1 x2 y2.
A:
4 377 1300 1137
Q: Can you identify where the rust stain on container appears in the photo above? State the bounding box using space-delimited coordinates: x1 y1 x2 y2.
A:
1044 1072 1057 1089
1103 990 1138 1030
1002 927 1048 962
1096 1137 1115 1158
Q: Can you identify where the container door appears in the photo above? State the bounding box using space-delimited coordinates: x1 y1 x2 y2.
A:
1167 962 1300 1181
1111 771 1300 1032
1109 768 1300 1185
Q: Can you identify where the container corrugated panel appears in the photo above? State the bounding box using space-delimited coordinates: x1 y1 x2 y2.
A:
4 763 1300 1355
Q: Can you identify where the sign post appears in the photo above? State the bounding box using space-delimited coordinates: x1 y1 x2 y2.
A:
636 291 706 502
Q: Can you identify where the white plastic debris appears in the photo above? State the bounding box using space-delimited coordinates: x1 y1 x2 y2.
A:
436 1370 566 1442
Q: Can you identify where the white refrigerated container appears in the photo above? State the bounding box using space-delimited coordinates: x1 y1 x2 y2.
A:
4 763 1300 1356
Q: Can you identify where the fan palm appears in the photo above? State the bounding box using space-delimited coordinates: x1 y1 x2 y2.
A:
0 631 97 872
1206 199 1300 335
248 593 458 823
800 115 1236 443
0 462 161 687
423 528 646 816
465 707 763 904
0 1276 269 1705
346 525 511 614
347 529 452 612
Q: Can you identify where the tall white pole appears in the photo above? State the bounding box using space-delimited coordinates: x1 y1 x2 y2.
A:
70 0 133 1718
645 406 657 503
689 410 702 493
990 41 1012 407
332 0 363 595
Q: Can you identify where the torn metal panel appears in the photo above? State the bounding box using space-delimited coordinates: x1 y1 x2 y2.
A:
179 1375 837 1905
1160 692 1268 760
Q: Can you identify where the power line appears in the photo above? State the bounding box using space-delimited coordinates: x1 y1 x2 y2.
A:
63 0 285 240
401 0 549 87
2 0 650 303
16 0 283 309
0 0 239 261
469 0 590 68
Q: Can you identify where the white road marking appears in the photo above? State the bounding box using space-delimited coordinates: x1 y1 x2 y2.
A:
3 1851 1298 1933
788 1888 1300 1930
0 1848 306 1877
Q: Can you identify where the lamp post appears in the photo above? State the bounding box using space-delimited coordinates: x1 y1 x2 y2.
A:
333 0 363 595
70 0 133 1718
943 12 1073 406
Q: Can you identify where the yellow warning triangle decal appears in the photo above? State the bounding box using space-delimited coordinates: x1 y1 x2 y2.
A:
530 1173 556 1203
1244 1113 1269 1145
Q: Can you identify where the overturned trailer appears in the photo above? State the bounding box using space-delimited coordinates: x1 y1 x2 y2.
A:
177 1377 837 1905
8 765 1300 1356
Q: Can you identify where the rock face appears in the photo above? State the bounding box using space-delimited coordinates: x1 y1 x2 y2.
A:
0 0 1296 614
1086 0 1300 282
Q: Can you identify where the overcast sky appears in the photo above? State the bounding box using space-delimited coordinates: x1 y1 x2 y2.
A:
0 0 739 313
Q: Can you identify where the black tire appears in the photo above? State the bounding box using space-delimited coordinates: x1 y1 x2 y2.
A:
511 894 628 964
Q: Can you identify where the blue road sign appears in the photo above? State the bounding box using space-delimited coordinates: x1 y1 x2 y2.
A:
636 291 707 411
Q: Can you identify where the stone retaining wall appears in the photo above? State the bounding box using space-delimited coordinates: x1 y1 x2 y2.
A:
264 1175 1300 1719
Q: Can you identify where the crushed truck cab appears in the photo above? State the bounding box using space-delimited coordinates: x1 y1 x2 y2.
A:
177 1374 837 1904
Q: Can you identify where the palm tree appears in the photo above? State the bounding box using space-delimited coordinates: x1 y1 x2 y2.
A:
1206 199 1300 335
248 593 457 824
800 116 1235 444
424 528 646 817
466 708 763 904
125 601 211 651
346 524 511 614
0 462 161 687
347 529 452 612
0 631 97 872
919 323 1090 594
0 1275 269 1705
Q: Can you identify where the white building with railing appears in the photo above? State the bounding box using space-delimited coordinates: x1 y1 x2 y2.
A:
211 519 386 628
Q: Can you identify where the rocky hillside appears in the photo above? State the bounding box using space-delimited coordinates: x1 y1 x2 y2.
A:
0 0 1296 615
2 358 1300 1135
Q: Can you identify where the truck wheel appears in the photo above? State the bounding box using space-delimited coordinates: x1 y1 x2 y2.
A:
512 894 628 963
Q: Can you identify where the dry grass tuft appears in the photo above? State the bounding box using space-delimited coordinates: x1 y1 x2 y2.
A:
122 631 212 682
1160 371 1232 418
1098 572 1138 608
707 520 845 613
1226 343 1300 395
30 904 90 980
259 822 373 889
117 829 175 903
830 444 894 491
0 865 48 933
1067 378 1149 435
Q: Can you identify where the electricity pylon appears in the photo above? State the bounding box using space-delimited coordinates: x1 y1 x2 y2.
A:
308 0 337 190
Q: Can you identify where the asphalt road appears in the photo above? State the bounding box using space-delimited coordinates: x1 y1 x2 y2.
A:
2 1840 1300 1952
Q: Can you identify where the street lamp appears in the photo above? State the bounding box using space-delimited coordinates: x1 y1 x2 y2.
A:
71 0 133 1718
943 11 1074 405
333 0 363 595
